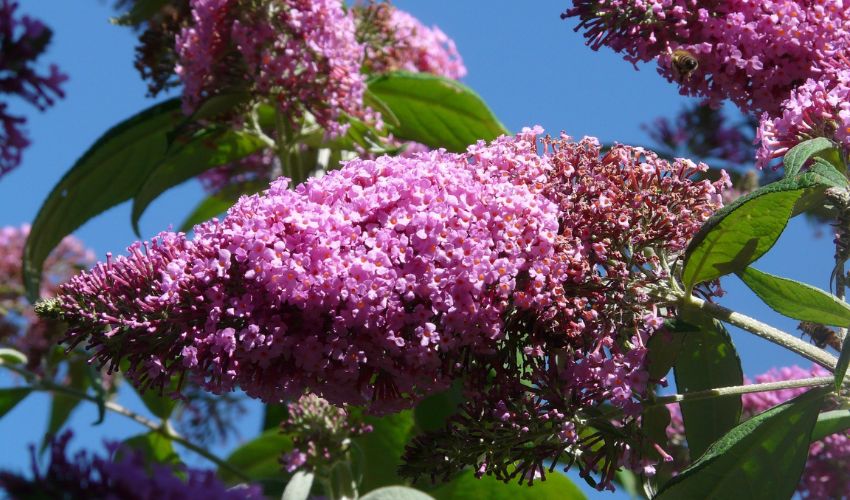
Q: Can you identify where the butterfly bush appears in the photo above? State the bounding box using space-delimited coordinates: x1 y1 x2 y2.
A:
47 131 560 413
563 1 850 117
280 393 372 473
0 0 67 177
756 69 850 168
357 3 467 80
0 431 261 499
0 225 93 370
401 131 728 489
668 365 847 499
175 0 367 136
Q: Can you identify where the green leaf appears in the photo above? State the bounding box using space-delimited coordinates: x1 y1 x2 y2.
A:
812 409 850 441
656 387 828 500
42 359 90 451
137 387 177 421
110 0 169 25
783 137 837 178
0 388 31 419
219 428 292 487
282 471 314 500
809 158 849 188
673 314 743 458
414 382 463 433
121 431 182 466
361 486 435 500
682 172 835 289
645 321 688 381
131 129 267 235
367 72 508 153
738 267 850 327
0 348 27 366
262 403 288 432
430 470 586 500
354 410 417 492
24 99 183 300
613 469 643 499
178 181 265 232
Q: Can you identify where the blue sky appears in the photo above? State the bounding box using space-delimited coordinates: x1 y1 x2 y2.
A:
0 1 835 497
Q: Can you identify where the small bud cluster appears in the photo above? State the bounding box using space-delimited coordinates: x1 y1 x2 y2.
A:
0 431 262 499
0 0 67 176
280 394 372 473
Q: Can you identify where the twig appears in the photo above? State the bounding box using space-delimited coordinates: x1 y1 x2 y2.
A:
647 376 834 407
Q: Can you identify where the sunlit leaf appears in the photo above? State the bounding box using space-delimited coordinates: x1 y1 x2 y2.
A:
430 470 586 500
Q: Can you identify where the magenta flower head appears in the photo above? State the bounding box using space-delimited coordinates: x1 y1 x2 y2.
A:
47 130 560 413
756 70 850 168
356 3 467 80
0 0 67 177
0 431 261 499
401 131 728 490
563 1 850 116
175 0 368 136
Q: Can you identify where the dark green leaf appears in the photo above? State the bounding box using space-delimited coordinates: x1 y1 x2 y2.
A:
430 470 586 500
24 99 182 300
122 431 182 466
682 172 835 290
354 410 416 492
361 486 434 500
738 267 850 327
641 405 675 492
87 365 107 425
614 469 643 499
281 471 314 500
656 387 828 500
783 137 837 178
111 0 169 25
646 321 688 381
414 382 463 433
673 314 743 458
367 72 508 153
810 158 849 188
219 428 292 486
136 386 177 421
812 409 850 441
262 403 289 432
131 129 267 235
179 181 266 232
0 388 31 419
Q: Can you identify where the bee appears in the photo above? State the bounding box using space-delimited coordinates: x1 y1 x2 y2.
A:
799 321 842 351
671 49 699 83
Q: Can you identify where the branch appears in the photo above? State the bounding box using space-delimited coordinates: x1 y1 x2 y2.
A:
684 296 838 371
1 363 249 481
647 376 834 407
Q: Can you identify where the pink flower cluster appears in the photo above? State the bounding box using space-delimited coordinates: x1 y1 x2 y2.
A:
756 69 850 167
359 4 467 80
53 133 560 412
175 0 367 136
0 431 261 499
0 225 93 369
400 131 727 490
668 365 848 499
0 0 67 176
564 1 850 116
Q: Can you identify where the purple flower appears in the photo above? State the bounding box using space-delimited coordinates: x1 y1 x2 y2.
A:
51 131 560 413
0 0 67 176
0 431 262 499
